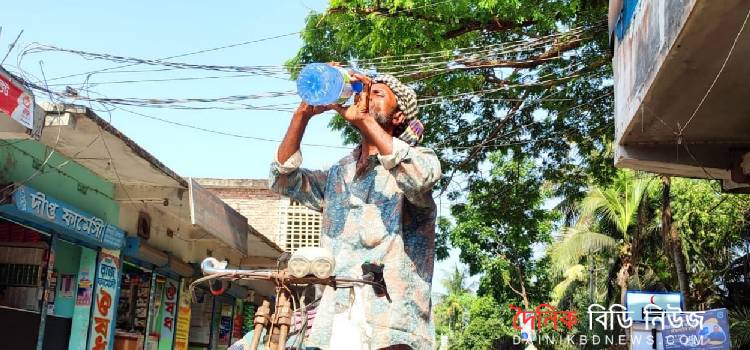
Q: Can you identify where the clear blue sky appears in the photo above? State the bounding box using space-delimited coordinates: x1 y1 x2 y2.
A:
3 0 345 178
2 1 473 295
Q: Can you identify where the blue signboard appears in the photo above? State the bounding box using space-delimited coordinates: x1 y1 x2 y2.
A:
13 185 125 249
615 0 640 40
662 309 731 350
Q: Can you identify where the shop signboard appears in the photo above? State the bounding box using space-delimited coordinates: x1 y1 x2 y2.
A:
232 299 244 344
0 68 34 129
87 249 121 350
13 185 125 249
158 278 178 350
625 291 684 323
218 303 233 349
173 279 192 350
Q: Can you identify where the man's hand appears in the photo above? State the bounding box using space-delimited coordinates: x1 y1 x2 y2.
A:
332 102 368 123
295 102 336 120
333 72 373 124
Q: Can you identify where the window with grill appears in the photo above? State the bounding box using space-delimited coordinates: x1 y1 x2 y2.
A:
0 264 40 287
278 200 321 252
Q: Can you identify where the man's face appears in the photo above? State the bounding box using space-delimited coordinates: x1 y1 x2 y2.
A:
368 83 401 128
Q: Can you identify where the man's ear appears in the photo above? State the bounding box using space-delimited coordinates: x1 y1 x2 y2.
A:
392 111 406 126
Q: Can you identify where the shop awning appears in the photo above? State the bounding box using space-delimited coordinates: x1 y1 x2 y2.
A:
123 237 195 277
188 179 248 255
33 104 282 261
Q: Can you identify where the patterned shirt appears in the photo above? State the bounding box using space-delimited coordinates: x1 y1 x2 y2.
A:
269 137 441 350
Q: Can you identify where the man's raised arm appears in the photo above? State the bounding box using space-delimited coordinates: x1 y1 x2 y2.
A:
269 103 335 212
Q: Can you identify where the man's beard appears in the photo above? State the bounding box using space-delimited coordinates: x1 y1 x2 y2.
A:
372 110 391 128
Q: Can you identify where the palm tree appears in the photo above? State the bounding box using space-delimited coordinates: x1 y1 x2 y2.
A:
549 171 653 305
435 265 472 334
660 175 690 307
549 216 618 306
443 265 471 296
731 307 750 348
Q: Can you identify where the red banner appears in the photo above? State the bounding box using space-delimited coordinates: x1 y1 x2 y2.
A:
0 72 34 129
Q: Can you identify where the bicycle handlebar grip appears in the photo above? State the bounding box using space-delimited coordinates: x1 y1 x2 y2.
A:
201 257 224 274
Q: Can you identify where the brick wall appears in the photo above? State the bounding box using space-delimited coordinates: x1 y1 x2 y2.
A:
196 179 282 244
196 178 322 252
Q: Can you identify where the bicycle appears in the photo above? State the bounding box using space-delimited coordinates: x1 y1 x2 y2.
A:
191 256 390 350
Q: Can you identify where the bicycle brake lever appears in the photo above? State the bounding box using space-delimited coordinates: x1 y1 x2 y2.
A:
209 279 227 296
361 262 390 302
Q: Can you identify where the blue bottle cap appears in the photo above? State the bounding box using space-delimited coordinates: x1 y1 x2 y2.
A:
351 81 364 93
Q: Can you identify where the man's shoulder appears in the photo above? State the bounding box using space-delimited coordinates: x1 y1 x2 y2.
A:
410 145 440 162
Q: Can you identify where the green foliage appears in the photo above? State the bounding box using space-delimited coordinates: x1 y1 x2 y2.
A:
451 296 512 349
655 178 750 306
289 0 614 200
434 291 474 336
433 265 512 349
549 170 651 307
730 307 750 349
550 172 750 314
436 292 517 350
442 265 472 296
435 216 452 260
579 172 653 242
290 2 750 348
433 265 474 337
446 152 555 302
551 264 585 303
548 226 616 275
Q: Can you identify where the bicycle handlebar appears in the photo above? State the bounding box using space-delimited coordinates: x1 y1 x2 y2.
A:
195 269 376 287
193 257 389 299
200 257 260 276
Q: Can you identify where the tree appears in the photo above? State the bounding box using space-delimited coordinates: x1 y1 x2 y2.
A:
658 178 750 308
730 307 750 349
451 296 511 350
443 265 471 297
434 290 474 338
660 175 690 307
437 293 521 350
288 0 614 200
445 152 554 307
549 170 652 306
552 174 750 310
434 265 472 334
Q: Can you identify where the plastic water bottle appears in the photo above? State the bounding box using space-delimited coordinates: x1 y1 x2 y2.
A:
296 63 364 106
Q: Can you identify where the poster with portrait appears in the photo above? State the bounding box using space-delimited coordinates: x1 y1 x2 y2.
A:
76 271 93 306
61 274 75 298
662 308 731 350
